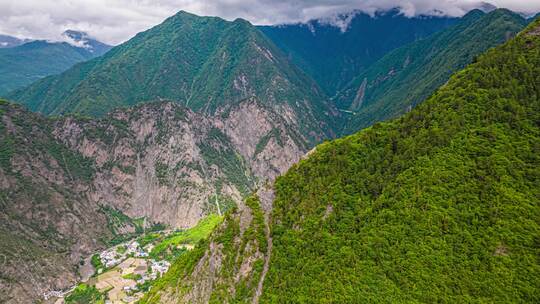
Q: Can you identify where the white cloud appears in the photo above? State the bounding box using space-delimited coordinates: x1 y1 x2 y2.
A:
0 0 538 45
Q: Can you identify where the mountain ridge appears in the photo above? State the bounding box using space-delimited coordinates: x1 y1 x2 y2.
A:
0 34 29 48
336 8 527 134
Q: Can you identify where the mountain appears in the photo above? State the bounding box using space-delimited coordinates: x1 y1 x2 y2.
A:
8 11 337 141
337 9 527 134
259 10 459 95
0 34 29 48
0 94 312 302
141 16 540 303
0 32 111 95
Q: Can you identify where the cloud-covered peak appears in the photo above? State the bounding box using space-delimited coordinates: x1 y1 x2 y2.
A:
61 30 91 48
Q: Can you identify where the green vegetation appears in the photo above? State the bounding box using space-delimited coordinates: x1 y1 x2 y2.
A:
136 279 155 293
200 128 253 195
244 196 267 254
137 233 160 247
141 238 210 303
122 273 142 281
338 9 527 134
206 196 267 303
150 214 223 260
0 101 95 180
65 284 105 304
116 245 127 254
254 128 283 157
154 161 169 185
260 19 540 302
0 132 14 170
205 193 237 215
90 254 103 271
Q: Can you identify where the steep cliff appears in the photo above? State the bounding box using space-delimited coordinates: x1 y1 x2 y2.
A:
0 101 111 302
54 99 307 228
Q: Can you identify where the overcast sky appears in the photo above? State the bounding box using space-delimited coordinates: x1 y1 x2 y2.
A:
0 0 538 45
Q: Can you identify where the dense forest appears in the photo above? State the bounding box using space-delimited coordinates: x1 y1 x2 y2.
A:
261 18 540 302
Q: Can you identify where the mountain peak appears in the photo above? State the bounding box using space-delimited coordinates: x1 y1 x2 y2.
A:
478 1 497 13
8 10 335 141
61 29 92 47
462 9 486 20
233 17 251 25
171 10 199 20
482 8 526 24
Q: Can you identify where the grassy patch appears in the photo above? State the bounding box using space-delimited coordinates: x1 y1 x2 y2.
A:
150 214 222 260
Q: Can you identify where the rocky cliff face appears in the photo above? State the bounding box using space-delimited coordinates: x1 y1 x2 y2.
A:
53 99 307 229
0 97 308 303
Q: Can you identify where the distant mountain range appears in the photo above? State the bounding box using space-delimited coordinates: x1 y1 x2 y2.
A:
7 11 337 142
0 30 111 95
260 10 459 96
62 30 111 55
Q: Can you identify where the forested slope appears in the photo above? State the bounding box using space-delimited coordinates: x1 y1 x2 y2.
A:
260 10 457 95
262 17 540 302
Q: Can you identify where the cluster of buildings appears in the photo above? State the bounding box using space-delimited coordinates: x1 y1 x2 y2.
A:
45 232 176 303
99 240 147 269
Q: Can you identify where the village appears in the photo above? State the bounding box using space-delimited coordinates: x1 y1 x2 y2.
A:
43 214 221 304
92 239 171 303
44 234 174 304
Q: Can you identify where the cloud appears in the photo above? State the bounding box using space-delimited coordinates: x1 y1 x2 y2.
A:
0 0 538 45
